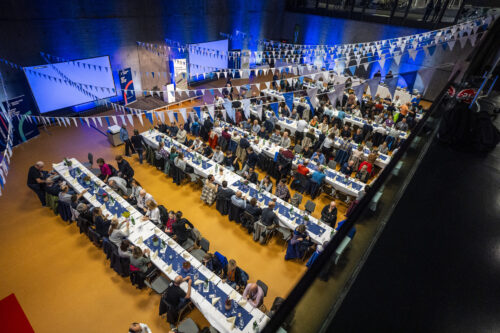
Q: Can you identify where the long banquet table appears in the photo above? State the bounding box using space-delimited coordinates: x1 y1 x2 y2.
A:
212 121 366 198
250 107 391 169
141 130 335 245
53 158 270 333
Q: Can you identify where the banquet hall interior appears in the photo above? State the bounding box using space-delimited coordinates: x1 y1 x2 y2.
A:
0 1 499 332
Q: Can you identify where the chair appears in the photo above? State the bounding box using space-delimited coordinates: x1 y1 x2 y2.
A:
177 318 199 333
190 237 210 262
57 201 72 222
228 203 242 223
293 144 302 154
88 228 103 247
277 227 292 247
305 200 316 214
215 194 231 216
160 289 193 326
145 273 170 295
240 211 255 234
102 238 117 260
327 159 337 170
290 193 303 207
110 251 130 277
76 216 90 236
257 280 268 297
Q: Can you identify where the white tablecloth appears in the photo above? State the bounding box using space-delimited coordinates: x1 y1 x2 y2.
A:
54 158 269 333
141 130 334 245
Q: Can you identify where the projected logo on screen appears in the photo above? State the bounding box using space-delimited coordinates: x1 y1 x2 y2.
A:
118 68 136 104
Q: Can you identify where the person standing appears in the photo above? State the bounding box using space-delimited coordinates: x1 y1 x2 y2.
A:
27 161 47 206
128 322 152 333
120 125 135 157
130 129 146 164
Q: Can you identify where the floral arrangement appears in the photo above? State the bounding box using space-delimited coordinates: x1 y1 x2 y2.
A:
63 158 72 167
122 211 131 219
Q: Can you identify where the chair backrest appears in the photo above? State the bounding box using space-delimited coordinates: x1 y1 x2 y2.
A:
191 228 202 242
305 200 316 213
327 160 337 169
291 193 303 206
88 153 93 166
257 280 268 297
200 237 210 252
214 251 228 269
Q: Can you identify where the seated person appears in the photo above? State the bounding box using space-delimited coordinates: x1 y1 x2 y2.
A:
280 131 291 149
58 184 81 204
245 197 262 220
118 240 133 258
242 167 258 184
174 153 187 172
275 178 290 202
221 259 245 290
353 129 364 144
231 191 247 209
261 201 279 229
223 151 239 171
301 145 314 159
202 143 213 159
189 138 203 152
356 164 370 183
270 129 281 145
172 216 194 246
108 176 128 196
176 126 187 144
136 189 155 214
259 175 273 193
212 146 224 164
92 207 110 238
76 203 93 222
217 181 235 200
202 253 224 275
340 125 351 139
257 127 268 139
296 160 310 176
243 282 265 308
309 166 326 199
108 218 130 247
358 160 374 174
285 224 312 260
320 201 338 226
340 160 355 176
142 200 161 225
311 151 326 165
164 275 192 311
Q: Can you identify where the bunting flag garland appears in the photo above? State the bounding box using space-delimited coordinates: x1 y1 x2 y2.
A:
255 105 263 120
270 102 279 118
367 78 381 97
417 68 435 95
283 92 294 112
353 82 367 103
207 105 215 120
385 77 399 99
304 96 315 116
241 99 251 119
401 71 419 93
326 91 337 108
179 108 188 122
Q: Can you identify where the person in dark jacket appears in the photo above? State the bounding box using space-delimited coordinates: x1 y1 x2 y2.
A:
115 155 134 183
172 215 194 245
321 201 338 227
92 207 110 238
245 197 262 220
130 129 146 164
202 252 224 275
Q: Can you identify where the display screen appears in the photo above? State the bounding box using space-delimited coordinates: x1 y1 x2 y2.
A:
23 56 116 113
188 39 229 78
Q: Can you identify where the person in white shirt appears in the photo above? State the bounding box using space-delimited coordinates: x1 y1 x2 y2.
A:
108 218 130 247
393 95 402 107
189 138 203 152
176 126 187 144
129 179 142 204
136 189 155 214
280 131 291 149
142 200 161 225
212 146 224 164
108 176 128 196
296 118 308 144
129 322 152 333
352 107 362 117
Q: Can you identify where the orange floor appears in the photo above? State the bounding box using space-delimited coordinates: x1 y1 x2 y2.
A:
0 112 344 332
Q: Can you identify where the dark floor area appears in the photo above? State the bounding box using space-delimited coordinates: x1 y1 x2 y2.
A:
329 136 500 333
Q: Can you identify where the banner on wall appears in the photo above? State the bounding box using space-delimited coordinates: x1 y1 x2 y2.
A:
1 95 39 147
165 84 176 103
118 68 136 105
173 59 188 90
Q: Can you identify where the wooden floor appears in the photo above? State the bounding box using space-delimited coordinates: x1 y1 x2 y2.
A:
0 113 346 332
